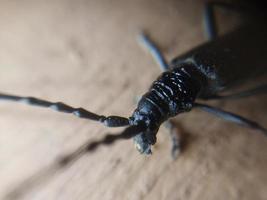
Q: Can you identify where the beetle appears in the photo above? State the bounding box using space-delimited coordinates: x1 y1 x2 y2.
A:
2 2 267 200
0 1 266 161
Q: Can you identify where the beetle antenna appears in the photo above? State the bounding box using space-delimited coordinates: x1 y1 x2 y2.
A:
0 93 130 127
4 124 146 200
59 124 146 166
85 124 146 152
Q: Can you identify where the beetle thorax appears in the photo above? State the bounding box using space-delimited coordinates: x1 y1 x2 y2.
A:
129 64 205 154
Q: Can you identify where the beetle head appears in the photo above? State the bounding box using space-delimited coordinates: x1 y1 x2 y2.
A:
133 129 158 155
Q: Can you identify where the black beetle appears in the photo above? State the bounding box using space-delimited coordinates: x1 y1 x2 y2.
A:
0 1 266 159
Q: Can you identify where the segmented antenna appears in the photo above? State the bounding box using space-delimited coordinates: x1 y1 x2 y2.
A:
0 93 130 127
60 124 146 166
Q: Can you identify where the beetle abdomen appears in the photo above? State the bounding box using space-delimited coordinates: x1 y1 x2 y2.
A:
171 22 267 96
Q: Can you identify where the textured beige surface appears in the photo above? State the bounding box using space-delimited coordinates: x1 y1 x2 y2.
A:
0 0 267 200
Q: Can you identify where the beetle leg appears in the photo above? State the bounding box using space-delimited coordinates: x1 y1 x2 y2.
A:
165 120 182 159
137 32 169 71
203 83 267 100
203 2 221 40
203 2 218 40
203 1 245 40
194 103 267 136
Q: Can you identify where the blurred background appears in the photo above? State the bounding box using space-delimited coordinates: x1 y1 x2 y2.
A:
0 0 266 200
